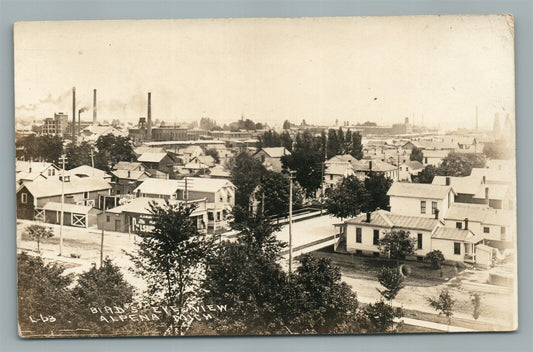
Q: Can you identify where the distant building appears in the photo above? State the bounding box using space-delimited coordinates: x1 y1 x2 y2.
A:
16 161 61 185
41 113 69 136
253 147 291 173
398 161 424 182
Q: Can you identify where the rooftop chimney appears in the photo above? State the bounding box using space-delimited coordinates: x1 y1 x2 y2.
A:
464 218 469 231
366 212 371 223
434 208 439 220
445 176 451 186
147 92 152 141
482 175 486 184
485 187 489 204
72 87 76 142
92 89 97 127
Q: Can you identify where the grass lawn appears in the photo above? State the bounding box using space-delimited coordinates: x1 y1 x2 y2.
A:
311 247 463 287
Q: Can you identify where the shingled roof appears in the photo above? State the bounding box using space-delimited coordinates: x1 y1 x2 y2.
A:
387 182 453 199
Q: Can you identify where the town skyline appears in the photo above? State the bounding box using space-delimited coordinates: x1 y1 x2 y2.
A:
15 15 514 130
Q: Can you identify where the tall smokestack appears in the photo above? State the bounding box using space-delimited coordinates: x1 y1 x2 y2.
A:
93 89 97 127
72 87 76 142
147 92 152 141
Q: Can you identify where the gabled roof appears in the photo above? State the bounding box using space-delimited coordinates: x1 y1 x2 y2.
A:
16 161 60 182
134 177 235 196
432 175 480 194
387 182 453 199
66 165 110 179
209 166 231 178
111 170 150 181
133 179 181 196
325 162 354 176
432 227 479 243
114 161 145 172
105 197 206 216
257 147 291 158
345 210 441 231
327 154 357 164
21 178 111 199
43 202 96 214
402 161 424 170
353 159 397 172
444 203 513 227
138 152 169 163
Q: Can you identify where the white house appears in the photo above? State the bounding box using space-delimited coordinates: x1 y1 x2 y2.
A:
443 203 514 242
133 177 236 232
324 162 355 189
387 182 455 219
342 210 441 258
16 161 61 185
398 161 424 182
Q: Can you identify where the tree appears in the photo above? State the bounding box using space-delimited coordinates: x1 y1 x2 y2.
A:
18 252 76 336
359 300 403 333
256 171 304 217
324 175 369 219
483 140 513 160
65 141 93 169
95 134 135 171
428 288 455 331
287 254 361 334
410 147 424 163
414 164 438 183
377 266 405 302
350 131 364 160
16 134 64 164
25 224 54 253
129 200 214 335
425 250 445 269
363 172 393 212
282 120 292 130
71 258 135 335
230 152 267 209
281 130 323 197
280 131 293 152
437 152 486 177
378 230 416 267
205 148 220 164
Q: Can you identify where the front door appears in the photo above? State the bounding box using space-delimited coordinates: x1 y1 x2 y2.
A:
115 219 121 231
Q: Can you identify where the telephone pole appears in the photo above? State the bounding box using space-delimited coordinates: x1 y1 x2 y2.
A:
288 170 296 274
59 155 66 256
100 194 107 267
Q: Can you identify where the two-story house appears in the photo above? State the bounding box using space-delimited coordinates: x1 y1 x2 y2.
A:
387 182 455 219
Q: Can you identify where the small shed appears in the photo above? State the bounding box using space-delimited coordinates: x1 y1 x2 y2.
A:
38 202 101 228
475 244 495 269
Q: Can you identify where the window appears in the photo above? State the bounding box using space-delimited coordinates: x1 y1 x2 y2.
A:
456 222 462 229
417 233 423 250
432 201 438 214
330 174 333 180
501 227 506 235
483 227 490 233
106 215 110 222
453 242 461 255
406 167 409 171
420 201 426 214
373 230 379 245
21 193 28 204
356 228 362 243
83 191 89 199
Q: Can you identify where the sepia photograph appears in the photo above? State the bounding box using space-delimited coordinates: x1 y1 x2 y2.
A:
14 15 517 338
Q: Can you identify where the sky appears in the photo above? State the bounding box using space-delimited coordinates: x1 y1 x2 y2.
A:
14 15 515 130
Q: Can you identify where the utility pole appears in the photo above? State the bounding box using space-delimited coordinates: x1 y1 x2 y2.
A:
59 154 66 256
288 170 295 274
100 193 107 267
90 148 95 176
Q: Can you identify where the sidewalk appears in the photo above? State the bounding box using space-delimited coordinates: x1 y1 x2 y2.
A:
394 317 475 333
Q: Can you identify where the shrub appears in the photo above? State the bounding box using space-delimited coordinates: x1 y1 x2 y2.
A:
425 250 445 269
